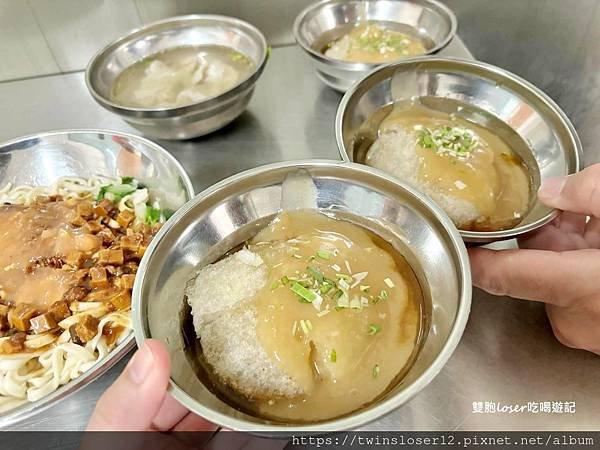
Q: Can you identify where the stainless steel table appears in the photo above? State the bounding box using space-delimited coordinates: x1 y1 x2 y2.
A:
1 38 599 432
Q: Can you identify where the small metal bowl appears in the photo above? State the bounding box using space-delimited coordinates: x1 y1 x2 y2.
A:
293 0 456 92
86 15 268 140
0 129 194 428
132 160 471 432
336 58 582 243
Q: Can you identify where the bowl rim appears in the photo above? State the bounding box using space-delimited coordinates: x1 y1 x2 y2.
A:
132 159 472 432
0 128 195 429
85 14 268 118
293 0 458 71
335 56 583 242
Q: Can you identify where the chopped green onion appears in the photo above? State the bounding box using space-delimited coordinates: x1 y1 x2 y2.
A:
336 292 350 308
317 249 330 260
333 289 344 300
330 349 337 362
292 320 298 335
374 289 389 303
292 254 302 259
97 185 109 200
335 273 352 282
281 275 289 285
316 309 331 317
300 320 310 334
331 264 341 272
372 364 380 378
360 285 371 292
320 283 333 294
384 278 395 288
349 297 362 309
305 319 313 331
306 266 324 283
368 324 381 335
120 176 135 185
146 206 162 226
290 282 317 303
108 183 137 197
270 280 281 290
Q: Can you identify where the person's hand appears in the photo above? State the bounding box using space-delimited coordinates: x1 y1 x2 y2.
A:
469 164 600 355
86 339 218 431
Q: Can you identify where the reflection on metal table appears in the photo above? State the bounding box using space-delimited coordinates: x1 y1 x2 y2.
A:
0 38 599 431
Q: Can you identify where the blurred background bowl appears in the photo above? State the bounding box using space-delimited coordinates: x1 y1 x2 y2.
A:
0 129 194 428
132 159 471 432
86 15 268 140
336 57 582 243
294 0 456 92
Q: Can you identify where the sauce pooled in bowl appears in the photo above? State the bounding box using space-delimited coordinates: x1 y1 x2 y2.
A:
185 210 423 421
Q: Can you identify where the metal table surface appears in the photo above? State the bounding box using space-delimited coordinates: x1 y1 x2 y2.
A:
1 37 599 432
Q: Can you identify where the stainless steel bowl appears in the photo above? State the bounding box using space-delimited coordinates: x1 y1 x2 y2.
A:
336 57 582 243
86 15 268 140
132 160 471 432
293 0 457 92
0 129 194 428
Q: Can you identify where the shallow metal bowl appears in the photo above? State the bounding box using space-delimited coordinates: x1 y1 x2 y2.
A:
0 129 194 428
293 0 456 92
336 58 582 243
86 15 268 140
132 160 471 432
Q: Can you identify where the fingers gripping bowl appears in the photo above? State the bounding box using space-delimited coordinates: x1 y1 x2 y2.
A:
132 160 471 432
0 130 194 428
336 58 582 243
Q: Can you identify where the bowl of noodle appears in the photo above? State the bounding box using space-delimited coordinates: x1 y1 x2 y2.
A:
0 129 194 427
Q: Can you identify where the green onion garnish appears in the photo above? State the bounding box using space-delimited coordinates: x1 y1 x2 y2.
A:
317 249 330 260
270 280 281 290
375 289 389 303
349 297 362 309
320 283 333 294
372 364 380 378
337 292 350 308
146 206 162 226
335 273 352 282
290 282 317 303
384 278 395 288
120 176 135 185
417 126 478 156
292 254 302 259
300 320 310 334
306 266 324 283
333 289 344 300
330 349 337 362
368 324 381 335
281 276 289 285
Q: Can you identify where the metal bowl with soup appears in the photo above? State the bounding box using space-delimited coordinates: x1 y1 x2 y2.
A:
336 58 582 243
294 0 457 92
86 15 268 140
132 160 471 432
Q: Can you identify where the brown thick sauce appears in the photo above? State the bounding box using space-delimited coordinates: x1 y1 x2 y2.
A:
247 211 422 421
0 201 88 310
379 105 531 231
